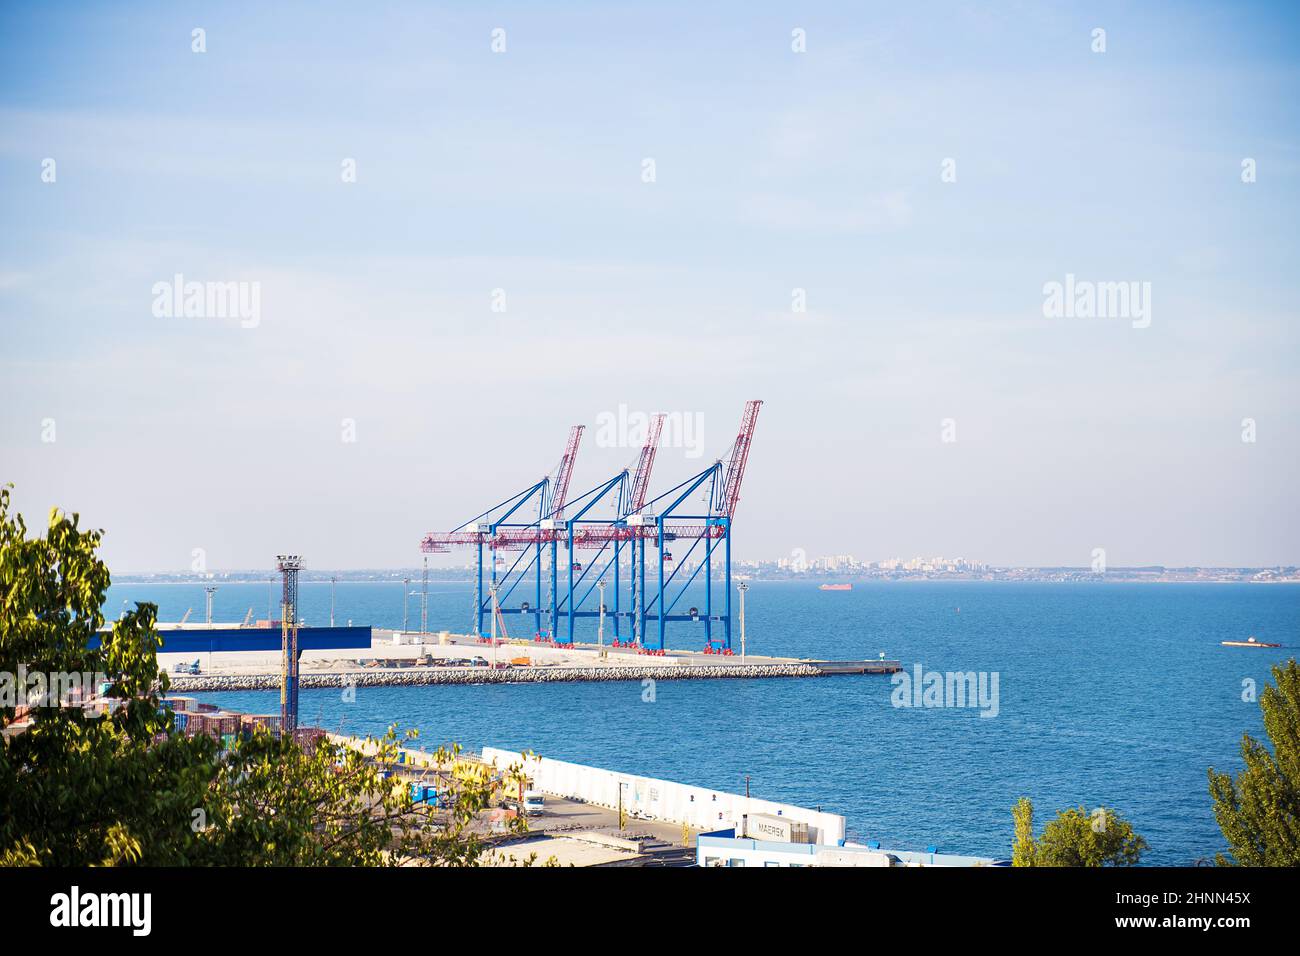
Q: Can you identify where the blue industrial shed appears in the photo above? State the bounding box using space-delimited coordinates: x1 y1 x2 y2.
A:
90 625 372 654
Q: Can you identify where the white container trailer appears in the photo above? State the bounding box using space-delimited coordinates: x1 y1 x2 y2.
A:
744 813 811 844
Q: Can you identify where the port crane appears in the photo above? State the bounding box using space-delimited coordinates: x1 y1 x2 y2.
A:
420 425 586 637
420 401 761 653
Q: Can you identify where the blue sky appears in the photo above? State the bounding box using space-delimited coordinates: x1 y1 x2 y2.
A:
1 1 1298 570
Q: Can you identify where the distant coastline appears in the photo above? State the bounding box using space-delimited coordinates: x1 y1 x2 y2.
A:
111 567 1300 586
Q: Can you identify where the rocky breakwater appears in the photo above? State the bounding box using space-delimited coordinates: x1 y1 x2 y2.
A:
169 662 823 692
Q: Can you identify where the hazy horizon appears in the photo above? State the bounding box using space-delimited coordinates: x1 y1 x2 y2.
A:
3 2 1298 571
104 559 1300 576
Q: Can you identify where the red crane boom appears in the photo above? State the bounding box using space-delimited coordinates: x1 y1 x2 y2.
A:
719 400 762 519
548 425 585 520
626 413 666 516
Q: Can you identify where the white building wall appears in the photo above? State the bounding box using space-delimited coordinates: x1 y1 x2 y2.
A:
482 747 846 845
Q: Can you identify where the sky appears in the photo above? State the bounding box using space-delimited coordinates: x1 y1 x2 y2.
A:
1 1 1298 571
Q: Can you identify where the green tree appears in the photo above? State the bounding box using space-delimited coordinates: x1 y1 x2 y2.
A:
1011 796 1037 866
0 486 519 866
1011 798 1147 866
1208 658 1300 866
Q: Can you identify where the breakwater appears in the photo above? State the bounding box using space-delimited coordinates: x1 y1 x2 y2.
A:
169 662 824 692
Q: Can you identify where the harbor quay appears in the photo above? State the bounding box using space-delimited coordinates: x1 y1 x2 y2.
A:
160 624 901 691
162 703 1003 868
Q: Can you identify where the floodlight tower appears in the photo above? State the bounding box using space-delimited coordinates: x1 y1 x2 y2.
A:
277 555 304 734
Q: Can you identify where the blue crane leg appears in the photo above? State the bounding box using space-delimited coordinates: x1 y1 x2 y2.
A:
724 527 732 650
657 526 666 650
705 532 713 647
475 540 484 636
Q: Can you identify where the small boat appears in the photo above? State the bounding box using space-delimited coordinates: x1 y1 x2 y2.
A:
819 583 852 591
1221 636 1281 648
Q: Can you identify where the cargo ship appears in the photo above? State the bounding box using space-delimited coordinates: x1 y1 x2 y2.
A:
819 583 853 591
1220 636 1281 648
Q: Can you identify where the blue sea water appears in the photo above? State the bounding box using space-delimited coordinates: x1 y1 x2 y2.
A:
105 579 1299 864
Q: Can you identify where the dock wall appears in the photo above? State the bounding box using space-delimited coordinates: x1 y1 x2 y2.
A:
482 747 847 846
168 661 822 692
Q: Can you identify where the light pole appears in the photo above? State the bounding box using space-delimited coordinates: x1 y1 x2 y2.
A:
421 556 429 634
737 581 749 663
203 586 218 675
490 583 499 669
330 576 336 627
596 579 606 659
402 578 410 634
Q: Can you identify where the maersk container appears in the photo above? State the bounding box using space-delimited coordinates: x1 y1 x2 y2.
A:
744 812 810 844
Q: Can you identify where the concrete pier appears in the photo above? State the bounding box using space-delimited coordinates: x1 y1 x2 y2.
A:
168 661 823 692
160 627 900 692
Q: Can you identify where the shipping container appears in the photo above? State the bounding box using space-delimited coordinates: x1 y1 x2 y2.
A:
410 782 437 804
240 714 282 737
744 813 811 844
293 727 327 748
200 714 237 734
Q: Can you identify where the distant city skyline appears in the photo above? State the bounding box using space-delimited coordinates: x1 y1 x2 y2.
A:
112 553 1300 580
3 2 1298 570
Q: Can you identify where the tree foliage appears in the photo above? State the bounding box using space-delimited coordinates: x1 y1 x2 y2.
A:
1010 798 1147 867
0 486 522 866
1011 796 1037 866
1208 658 1300 866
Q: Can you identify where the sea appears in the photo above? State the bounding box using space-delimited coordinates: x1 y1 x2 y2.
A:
103 578 1299 864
